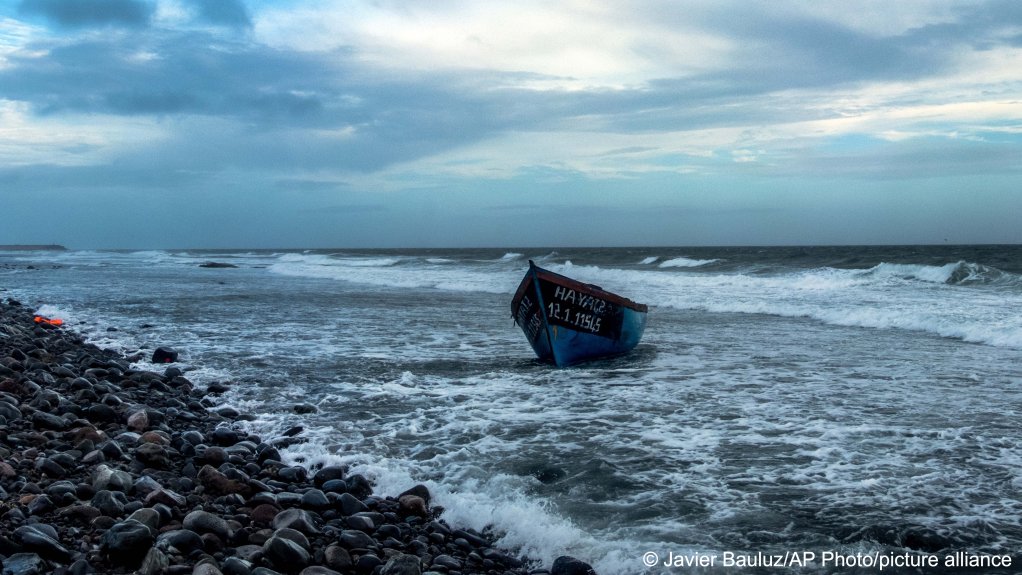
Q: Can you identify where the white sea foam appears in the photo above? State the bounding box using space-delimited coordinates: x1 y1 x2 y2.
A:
538 261 1022 349
268 252 518 293
638 256 659 265
658 257 719 268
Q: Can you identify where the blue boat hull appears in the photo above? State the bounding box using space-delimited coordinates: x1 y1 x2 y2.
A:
512 261 648 367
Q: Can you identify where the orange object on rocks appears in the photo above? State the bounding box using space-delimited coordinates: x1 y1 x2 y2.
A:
33 315 63 326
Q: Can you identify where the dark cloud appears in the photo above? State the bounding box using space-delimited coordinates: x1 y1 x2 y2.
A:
18 0 153 28
182 0 251 29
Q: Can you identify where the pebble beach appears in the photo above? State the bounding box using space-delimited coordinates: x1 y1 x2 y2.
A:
0 298 595 575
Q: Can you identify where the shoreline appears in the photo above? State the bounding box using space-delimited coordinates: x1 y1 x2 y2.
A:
0 298 596 575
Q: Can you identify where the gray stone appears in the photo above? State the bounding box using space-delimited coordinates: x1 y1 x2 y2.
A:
339 529 375 549
128 507 162 530
14 524 72 562
100 519 156 566
431 555 461 570
270 508 318 534
31 410 67 430
221 556 253 575
272 527 310 551
137 547 170 575
155 529 204 555
146 487 187 507
92 489 128 516
183 509 231 539
551 556 597 575
135 442 172 469
86 403 118 423
193 563 225 575
323 544 352 571
381 554 422 575
0 401 21 421
92 464 133 492
0 553 45 575
262 534 310 571
133 475 163 495
338 492 367 516
300 488 329 510
345 515 374 532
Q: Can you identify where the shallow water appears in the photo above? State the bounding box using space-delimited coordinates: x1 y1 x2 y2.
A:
4 245 1021 573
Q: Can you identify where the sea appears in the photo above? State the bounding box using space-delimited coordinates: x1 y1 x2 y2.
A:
2 245 1021 574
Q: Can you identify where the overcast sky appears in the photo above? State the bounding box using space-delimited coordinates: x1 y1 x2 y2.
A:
2 0 1021 248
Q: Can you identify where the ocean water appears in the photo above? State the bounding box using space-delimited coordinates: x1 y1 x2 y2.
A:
3 245 1022 574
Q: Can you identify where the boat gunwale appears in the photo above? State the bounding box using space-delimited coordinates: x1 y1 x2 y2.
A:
529 265 648 313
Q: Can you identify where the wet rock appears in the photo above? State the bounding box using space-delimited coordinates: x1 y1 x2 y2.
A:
99 439 127 460
292 402 317 414
197 464 252 496
271 508 319 535
381 553 422 575
183 509 231 539
0 401 21 421
100 519 156 566
338 492 367 516
311 465 346 487
251 503 281 526
299 568 342 575
339 529 375 549
300 488 329 510
127 409 149 431
31 410 67 430
199 262 238 269
135 442 173 469
209 427 240 446
92 489 128 516
323 544 353 571
138 547 170 575
92 463 133 492
345 474 373 499
194 563 226 575
14 524 72 562
0 553 46 575
355 554 383 574
551 556 597 575
146 487 187 507
431 554 461 570
262 533 311 571
155 529 204 555
152 347 179 363
26 493 55 514
128 507 162 530
398 494 428 518
221 556 253 575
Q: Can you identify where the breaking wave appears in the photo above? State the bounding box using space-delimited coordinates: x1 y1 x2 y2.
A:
658 257 720 268
867 261 1019 286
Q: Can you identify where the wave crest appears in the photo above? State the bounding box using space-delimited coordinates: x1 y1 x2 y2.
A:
659 257 719 268
868 261 1019 286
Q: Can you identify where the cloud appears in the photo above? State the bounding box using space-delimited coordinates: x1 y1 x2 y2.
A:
180 0 250 29
18 0 154 29
1 1 1021 247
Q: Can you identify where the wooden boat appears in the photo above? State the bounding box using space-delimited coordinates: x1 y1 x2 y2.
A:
511 260 648 366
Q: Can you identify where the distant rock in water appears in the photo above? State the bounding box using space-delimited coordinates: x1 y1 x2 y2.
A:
198 261 238 268
152 347 179 363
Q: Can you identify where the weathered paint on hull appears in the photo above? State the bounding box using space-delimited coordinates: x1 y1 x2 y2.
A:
512 261 648 367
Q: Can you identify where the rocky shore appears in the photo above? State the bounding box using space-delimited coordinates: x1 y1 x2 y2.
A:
0 299 597 575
